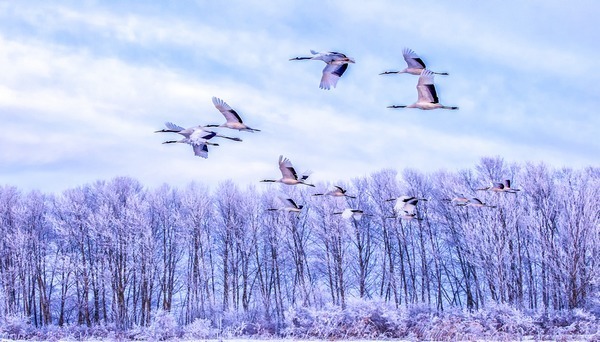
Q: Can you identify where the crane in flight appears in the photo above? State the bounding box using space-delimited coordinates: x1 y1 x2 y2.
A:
313 185 355 198
477 182 506 192
380 48 448 76
477 180 520 193
501 179 520 193
466 198 496 208
442 195 470 206
156 122 241 158
205 97 261 132
387 70 458 110
261 155 314 187
156 122 242 141
399 212 424 221
333 208 369 220
386 195 428 216
290 50 355 90
160 130 220 158
267 197 303 213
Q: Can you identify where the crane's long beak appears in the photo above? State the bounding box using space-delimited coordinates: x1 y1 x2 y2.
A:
222 136 243 142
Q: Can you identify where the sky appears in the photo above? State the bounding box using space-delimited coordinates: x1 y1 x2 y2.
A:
1 1 599 193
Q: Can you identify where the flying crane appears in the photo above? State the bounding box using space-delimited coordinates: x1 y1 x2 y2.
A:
290 50 355 90
261 155 314 187
380 48 448 76
387 70 458 110
206 97 261 132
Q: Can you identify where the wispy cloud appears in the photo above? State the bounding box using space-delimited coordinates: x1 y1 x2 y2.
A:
1 1 598 192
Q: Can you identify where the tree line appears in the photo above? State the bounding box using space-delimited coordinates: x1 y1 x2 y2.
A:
0 157 598 331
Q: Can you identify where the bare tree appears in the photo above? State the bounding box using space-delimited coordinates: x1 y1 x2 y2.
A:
179 182 215 323
1 159 599 335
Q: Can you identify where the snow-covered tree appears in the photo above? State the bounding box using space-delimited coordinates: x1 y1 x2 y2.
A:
1 161 598 339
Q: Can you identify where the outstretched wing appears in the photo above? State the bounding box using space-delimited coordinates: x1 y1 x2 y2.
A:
192 143 209 158
320 63 348 89
341 208 354 219
189 129 216 144
403 48 426 69
300 170 312 181
165 122 185 131
212 97 244 124
284 198 299 209
278 155 298 180
416 70 438 103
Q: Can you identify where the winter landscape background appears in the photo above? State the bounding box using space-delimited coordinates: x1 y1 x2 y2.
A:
1 157 599 340
2 1 600 340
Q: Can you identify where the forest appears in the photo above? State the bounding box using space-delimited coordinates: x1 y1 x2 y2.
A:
0 157 598 340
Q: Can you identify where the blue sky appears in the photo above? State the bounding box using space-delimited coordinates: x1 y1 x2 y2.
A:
1 1 599 193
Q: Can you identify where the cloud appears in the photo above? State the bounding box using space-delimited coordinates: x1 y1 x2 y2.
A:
1 1 598 193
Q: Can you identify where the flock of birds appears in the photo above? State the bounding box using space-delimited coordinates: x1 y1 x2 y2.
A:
155 96 259 158
155 48 515 220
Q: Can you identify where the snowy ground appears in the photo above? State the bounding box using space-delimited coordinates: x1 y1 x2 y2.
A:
21 337 596 342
